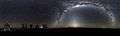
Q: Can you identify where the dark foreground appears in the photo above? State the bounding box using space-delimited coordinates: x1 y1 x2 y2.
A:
0 28 119 32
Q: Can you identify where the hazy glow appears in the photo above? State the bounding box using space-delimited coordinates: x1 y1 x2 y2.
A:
69 19 80 27
40 25 43 28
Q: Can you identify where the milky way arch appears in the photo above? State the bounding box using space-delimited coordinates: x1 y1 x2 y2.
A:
51 0 116 28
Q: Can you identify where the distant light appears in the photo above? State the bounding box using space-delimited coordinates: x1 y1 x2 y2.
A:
69 19 80 27
71 23 79 27
40 25 43 28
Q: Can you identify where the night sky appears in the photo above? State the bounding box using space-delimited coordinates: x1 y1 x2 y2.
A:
0 0 51 24
0 0 120 28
